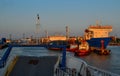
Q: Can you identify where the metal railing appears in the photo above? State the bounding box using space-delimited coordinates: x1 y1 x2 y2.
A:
54 64 120 76
54 55 120 76
54 67 77 76
87 65 120 76
0 45 12 68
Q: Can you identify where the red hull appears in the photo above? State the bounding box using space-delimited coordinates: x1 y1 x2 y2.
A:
48 47 78 52
67 47 78 52
48 48 62 51
75 49 90 56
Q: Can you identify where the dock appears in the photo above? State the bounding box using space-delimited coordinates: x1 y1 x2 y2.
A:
7 56 58 76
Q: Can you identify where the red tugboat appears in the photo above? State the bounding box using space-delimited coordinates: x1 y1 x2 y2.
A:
66 44 78 52
75 40 90 56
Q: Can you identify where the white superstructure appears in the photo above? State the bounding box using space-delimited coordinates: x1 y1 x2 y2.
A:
84 23 112 40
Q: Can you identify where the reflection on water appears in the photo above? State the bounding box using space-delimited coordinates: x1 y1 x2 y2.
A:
80 46 120 75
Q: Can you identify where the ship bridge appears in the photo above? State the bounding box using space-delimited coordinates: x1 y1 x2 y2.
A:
84 24 112 40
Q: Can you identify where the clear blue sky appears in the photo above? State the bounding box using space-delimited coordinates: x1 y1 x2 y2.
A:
0 0 120 39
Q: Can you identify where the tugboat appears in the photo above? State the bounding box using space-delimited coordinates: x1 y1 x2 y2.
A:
75 40 90 56
66 44 78 52
93 40 111 55
47 40 67 51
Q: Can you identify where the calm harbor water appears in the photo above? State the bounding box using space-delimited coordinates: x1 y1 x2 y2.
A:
0 46 120 75
80 46 120 75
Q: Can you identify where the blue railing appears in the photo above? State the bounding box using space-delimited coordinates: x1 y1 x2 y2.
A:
0 45 12 68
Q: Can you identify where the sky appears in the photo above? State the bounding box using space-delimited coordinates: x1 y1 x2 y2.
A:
0 0 120 39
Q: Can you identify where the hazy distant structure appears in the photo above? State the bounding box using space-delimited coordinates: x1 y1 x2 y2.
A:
45 30 48 38
66 26 69 40
23 33 25 39
9 34 12 40
96 20 99 26
36 14 40 36
35 14 40 44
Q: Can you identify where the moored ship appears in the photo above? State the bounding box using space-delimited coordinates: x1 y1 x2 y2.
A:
84 22 112 54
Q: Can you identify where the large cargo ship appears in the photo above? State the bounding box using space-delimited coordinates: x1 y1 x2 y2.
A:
84 22 112 50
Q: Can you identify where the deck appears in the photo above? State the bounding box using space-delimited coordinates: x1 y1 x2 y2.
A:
8 56 58 76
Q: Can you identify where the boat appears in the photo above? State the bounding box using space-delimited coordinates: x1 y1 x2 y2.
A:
47 40 67 51
75 40 90 56
66 44 78 52
93 49 111 55
47 40 78 52
84 22 112 55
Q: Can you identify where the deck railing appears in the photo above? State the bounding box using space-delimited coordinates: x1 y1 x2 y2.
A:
54 55 120 76
0 45 12 68
54 67 77 76
54 64 120 76
87 65 120 76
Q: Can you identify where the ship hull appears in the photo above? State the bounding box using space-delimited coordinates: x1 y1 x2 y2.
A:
86 37 111 49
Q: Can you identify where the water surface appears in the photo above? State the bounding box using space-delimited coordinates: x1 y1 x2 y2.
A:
80 46 120 75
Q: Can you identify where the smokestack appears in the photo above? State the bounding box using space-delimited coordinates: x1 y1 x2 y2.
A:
66 26 69 40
